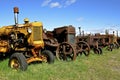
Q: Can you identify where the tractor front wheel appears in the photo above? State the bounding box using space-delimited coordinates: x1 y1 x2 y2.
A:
8 53 28 71
42 50 55 64
93 48 99 54
98 47 102 54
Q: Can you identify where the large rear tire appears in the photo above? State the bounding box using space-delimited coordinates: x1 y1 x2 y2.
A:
8 53 28 71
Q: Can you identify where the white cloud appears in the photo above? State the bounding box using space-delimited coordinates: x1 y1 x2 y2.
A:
77 17 84 22
41 0 77 8
65 0 76 6
41 0 52 7
50 2 61 8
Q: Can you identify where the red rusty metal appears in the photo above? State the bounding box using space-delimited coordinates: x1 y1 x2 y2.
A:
43 25 91 61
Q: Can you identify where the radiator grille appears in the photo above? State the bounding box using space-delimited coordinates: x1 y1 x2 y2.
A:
33 26 41 41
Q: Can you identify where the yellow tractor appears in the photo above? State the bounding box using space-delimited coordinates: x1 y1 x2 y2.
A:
0 7 54 71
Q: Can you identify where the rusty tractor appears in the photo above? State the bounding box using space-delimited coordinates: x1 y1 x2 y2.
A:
94 32 119 51
43 25 90 61
0 7 55 71
76 28 119 54
117 36 120 45
76 33 103 54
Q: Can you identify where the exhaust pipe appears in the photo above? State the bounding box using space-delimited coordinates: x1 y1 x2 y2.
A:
13 7 19 25
82 30 84 36
116 30 118 38
78 27 81 36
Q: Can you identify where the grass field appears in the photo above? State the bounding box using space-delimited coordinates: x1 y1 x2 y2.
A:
0 48 120 80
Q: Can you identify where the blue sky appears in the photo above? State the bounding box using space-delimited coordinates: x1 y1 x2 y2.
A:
0 0 120 35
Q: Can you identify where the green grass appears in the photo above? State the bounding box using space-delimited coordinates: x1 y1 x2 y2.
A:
0 48 120 80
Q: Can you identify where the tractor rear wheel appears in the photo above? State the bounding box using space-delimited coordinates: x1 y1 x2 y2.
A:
76 41 90 56
42 50 55 64
56 42 76 61
8 53 28 71
77 50 87 56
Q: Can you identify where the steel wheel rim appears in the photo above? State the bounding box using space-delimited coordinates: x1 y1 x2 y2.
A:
10 58 20 69
56 42 76 61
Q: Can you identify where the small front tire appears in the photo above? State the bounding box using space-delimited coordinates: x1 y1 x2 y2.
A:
8 53 28 71
42 50 55 64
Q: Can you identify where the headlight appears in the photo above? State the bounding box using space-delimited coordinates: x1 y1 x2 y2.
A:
27 28 32 33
